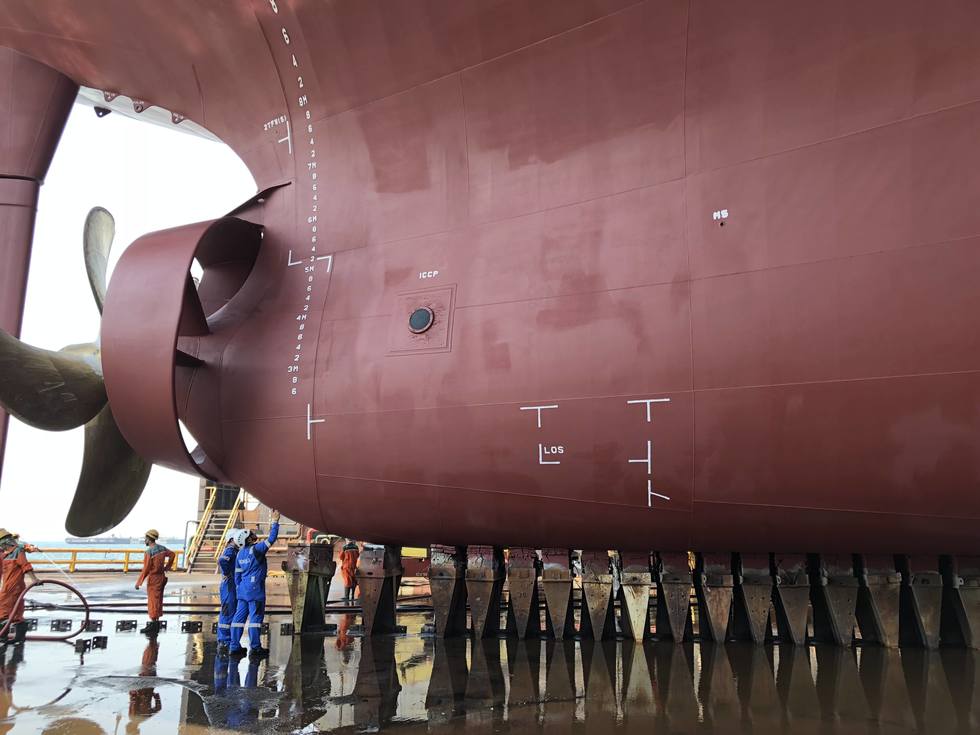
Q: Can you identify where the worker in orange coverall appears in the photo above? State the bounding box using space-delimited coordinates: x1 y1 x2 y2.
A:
0 529 38 645
339 540 359 604
135 529 176 637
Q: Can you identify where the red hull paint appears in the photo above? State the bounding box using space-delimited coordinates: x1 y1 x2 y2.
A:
3 2 980 552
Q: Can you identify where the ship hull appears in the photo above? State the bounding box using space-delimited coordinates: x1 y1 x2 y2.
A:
2 1 979 551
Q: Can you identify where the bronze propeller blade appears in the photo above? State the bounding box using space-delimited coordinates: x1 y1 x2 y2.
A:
0 330 106 430
83 206 113 314
66 403 151 536
2 205 155 536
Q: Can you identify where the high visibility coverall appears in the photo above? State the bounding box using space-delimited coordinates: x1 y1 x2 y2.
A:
0 546 33 624
137 544 176 619
217 543 238 645
340 542 359 601
230 522 279 652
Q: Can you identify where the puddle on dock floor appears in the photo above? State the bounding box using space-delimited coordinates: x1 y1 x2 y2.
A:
3 577 980 733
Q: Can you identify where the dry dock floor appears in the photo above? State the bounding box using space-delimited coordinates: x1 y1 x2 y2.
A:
0 573 975 733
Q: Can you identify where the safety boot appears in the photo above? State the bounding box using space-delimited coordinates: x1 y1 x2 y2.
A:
139 620 160 637
248 647 270 660
229 647 247 660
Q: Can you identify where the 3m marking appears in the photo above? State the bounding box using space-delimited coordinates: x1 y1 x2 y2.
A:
306 403 325 441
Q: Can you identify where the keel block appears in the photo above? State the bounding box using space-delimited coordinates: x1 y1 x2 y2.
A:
540 548 575 640
773 553 809 646
810 554 857 646
286 541 337 634
580 550 615 640
655 551 692 642
941 555 980 649
733 553 772 644
506 547 539 638
695 552 733 643
429 545 467 638
618 551 651 640
855 554 901 648
466 546 504 638
898 555 942 649
356 545 403 635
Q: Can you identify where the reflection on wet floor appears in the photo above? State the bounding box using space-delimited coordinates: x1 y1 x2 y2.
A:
0 578 978 733
4 608 980 733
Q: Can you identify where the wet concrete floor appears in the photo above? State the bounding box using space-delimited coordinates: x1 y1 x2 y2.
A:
2 575 979 733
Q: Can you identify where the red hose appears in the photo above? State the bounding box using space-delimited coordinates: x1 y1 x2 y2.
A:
0 579 90 642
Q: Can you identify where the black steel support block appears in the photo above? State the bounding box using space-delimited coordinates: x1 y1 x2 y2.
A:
181 620 202 633
116 620 137 632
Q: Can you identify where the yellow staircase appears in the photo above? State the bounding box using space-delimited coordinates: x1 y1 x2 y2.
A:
186 488 245 573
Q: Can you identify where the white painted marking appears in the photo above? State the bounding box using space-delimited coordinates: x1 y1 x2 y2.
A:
520 404 559 429
306 403 325 441
277 119 292 154
538 443 561 465
627 397 671 422
628 440 652 475
712 209 729 221
315 254 332 272
287 250 303 267
648 480 670 505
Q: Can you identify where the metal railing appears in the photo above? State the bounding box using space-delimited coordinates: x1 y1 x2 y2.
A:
213 488 246 560
34 548 185 573
184 488 217 569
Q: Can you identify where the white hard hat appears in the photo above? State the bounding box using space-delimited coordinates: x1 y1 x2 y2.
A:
232 529 249 548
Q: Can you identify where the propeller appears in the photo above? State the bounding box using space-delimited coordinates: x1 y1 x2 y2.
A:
0 207 151 535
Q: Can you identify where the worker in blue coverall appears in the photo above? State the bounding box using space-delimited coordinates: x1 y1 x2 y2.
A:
216 530 243 657
230 510 280 660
